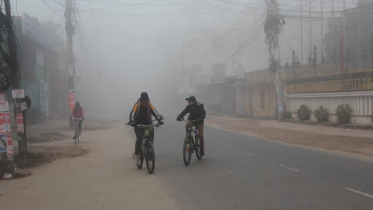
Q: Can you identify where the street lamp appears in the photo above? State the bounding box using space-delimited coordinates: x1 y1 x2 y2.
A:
363 32 373 69
308 45 325 76
332 47 351 73
285 50 301 79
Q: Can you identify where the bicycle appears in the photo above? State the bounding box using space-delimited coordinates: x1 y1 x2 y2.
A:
134 123 160 174
180 119 203 166
73 118 83 145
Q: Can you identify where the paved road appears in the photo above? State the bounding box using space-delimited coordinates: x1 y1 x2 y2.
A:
147 114 373 210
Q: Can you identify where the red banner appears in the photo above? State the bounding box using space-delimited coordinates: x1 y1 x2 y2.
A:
16 113 24 133
69 93 76 111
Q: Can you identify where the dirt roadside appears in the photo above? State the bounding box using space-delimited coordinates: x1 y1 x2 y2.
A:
0 123 179 210
205 115 373 157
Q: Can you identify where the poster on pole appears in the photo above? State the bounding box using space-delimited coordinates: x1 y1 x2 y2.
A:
0 92 5 105
16 113 24 133
0 135 6 153
12 89 25 99
7 134 13 156
69 93 75 111
0 112 10 133
1 133 12 155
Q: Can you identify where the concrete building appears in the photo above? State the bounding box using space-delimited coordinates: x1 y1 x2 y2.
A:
178 28 241 114
14 13 68 122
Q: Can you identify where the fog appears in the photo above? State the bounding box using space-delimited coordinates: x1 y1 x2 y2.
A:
14 0 373 120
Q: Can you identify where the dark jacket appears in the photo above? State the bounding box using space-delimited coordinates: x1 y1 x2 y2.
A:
177 102 206 122
129 99 162 125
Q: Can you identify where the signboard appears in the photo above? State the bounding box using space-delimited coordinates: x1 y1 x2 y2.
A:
69 93 75 111
12 89 25 99
16 113 24 133
0 112 10 133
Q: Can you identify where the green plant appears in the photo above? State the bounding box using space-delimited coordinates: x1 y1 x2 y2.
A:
335 104 353 124
297 105 311 121
314 106 329 122
283 111 292 120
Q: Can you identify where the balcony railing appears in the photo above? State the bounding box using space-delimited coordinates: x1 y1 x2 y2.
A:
286 71 373 94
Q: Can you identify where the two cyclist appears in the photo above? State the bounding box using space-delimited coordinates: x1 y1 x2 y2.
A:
176 96 206 156
128 92 164 164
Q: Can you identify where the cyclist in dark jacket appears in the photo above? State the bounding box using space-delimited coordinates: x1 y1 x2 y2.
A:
129 92 164 162
176 96 206 156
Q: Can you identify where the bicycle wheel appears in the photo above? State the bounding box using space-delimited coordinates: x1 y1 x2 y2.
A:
145 141 155 174
75 125 78 145
195 135 202 160
183 135 192 166
137 154 144 169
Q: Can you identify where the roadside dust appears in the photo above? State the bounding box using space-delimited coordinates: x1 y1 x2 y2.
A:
206 115 373 157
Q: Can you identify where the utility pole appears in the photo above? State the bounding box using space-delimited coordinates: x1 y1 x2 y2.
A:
301 0 303 64
343 0 346 72
65 0 75 126
321 0 323 52
357 5 360 69
3 0 18 172
309 0 312 53
332 0 334 71
266 0 283 121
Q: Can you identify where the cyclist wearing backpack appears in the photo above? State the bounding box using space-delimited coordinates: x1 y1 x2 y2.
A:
128 92 164 162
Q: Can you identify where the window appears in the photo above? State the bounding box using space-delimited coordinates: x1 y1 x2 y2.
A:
260 91 265 109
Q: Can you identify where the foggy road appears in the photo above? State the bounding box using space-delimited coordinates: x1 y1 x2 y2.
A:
151 114 373 210
2 117 373 210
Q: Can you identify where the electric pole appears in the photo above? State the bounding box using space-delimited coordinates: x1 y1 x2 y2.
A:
266 0 284 121
301 0 303 64
65 0 75 126
332 0 334 71
309 0 312 53
357 5 361 70
343 0 346 72
321 0 323 52
3 0 18 171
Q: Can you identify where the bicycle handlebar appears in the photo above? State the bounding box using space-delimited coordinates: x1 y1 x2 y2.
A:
180 118 201 123
135 124 161 128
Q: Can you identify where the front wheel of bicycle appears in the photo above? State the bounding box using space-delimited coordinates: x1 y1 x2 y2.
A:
145 141 155 174
137 154 144 169
183 135 192 166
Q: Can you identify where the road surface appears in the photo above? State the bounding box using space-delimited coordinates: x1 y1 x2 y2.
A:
1 115 373 210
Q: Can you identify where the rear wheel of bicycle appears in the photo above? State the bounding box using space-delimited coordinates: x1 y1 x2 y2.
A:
195 135 202 160
74 127 78 145
145 141 155 174
183 135 192 166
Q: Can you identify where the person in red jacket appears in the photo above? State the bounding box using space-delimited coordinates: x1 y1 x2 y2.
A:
72 101 84 139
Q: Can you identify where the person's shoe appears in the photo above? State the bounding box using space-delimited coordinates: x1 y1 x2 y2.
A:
200 148 205 157
133 154 139 166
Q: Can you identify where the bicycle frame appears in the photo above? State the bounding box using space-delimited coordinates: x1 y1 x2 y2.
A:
136 124 156 156
184 119 200 148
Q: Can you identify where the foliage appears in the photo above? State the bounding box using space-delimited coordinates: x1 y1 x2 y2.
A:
335 104 353 124
283 111 292 120
314 106 329 122
297 105 311 121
